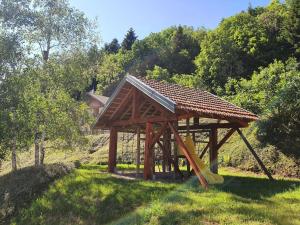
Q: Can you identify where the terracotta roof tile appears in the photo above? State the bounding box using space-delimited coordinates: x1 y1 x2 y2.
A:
138 77 258 121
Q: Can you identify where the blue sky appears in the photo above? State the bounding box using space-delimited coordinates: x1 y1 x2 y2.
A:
69 0 271 45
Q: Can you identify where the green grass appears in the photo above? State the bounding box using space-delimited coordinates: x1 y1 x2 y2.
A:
10 165 300 225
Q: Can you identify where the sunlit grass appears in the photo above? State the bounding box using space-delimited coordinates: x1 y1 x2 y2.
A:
11 165 300 225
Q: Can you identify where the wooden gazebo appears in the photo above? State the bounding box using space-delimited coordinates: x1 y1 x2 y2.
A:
94 75 273 188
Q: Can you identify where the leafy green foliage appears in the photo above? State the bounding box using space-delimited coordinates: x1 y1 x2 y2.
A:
226 58 300 157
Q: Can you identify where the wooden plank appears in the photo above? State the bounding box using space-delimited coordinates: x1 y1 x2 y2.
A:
108 127 118 173
237 129 274 180
168 122 208 189
209 128 218 174
144 122 153 180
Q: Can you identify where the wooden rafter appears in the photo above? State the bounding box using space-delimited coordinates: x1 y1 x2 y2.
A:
109 88 134 120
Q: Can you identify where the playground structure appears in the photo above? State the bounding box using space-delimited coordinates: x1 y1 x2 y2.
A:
94 75 273 188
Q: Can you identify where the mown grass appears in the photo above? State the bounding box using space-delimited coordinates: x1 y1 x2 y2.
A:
10 165 300 225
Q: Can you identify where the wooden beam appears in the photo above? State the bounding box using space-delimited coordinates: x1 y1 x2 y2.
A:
237 129 274 180
168 122 208 189
178 122 247 130
108 127 118 173
144 122 153 180
209 128 218 174
112 115 177 127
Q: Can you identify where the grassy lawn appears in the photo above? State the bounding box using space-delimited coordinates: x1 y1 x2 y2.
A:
11 165 300 225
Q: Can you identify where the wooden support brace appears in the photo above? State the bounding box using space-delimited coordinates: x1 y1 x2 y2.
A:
237 128 274 181
200 142 210 159
215 128 236 151
149 122 168 150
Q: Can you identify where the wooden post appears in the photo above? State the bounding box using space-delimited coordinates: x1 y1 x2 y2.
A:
209 128 218 174
237 129 274 180
163 128 172 172
144 122 153 180
108 127 118 173
136 127 141 176
173 121 179 177
186 119 190 173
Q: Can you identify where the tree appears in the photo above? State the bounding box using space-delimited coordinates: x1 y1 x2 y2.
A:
104 38 120 54
146 65 171 81
0 30 23 80
0 0 95 62
121 28 137 50
285 0 300 58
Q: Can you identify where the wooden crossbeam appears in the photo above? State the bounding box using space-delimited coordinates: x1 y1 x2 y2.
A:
168 122 208 189
112 115 177 127
178 122 247 130
237 129 274 180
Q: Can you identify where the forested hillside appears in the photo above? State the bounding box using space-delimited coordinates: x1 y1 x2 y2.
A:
0 0 299 176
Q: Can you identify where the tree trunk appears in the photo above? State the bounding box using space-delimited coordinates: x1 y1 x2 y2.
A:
11 134 17 171
34 133 40 167
40 131 46 165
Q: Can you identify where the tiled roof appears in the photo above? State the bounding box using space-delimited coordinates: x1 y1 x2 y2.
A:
138 77 258 121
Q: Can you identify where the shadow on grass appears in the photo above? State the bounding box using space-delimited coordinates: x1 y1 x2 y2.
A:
215 175 300 200
0 163 73 225
12 170 175 225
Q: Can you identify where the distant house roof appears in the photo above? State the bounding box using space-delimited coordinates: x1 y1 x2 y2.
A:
87 92 109 104
95 75 258 128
